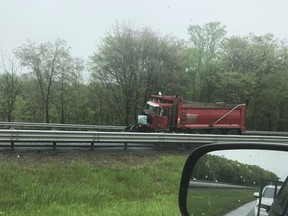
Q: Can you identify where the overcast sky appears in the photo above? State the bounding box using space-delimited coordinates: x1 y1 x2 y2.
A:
1 0 288 60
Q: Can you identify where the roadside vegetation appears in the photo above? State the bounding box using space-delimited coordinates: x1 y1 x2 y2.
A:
0 152 186 216
193 154 279 186
0 151 266 216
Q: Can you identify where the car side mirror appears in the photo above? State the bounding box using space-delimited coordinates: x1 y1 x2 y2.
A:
178 143 288 216
253 192 260 198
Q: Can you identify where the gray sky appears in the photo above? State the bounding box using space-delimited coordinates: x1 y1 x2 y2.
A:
1 0 288 60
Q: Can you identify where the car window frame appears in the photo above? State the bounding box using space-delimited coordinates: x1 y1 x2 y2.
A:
270 176 288 215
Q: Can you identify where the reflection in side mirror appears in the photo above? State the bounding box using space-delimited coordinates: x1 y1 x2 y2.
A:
184 149 288 216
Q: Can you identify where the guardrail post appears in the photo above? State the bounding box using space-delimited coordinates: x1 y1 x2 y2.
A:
154 143 158 150
53 142 56 151
182 144 186 151
124 142 127 150
11 141 14 151
90 142 94 151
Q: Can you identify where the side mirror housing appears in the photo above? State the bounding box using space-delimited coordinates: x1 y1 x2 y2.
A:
178 142 288 216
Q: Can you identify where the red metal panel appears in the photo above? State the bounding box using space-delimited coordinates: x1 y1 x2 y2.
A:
177 105 246 132
146 95 246 133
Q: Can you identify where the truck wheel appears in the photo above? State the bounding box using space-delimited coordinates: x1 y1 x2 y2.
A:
192 130 204 134
227 129 239 135
210 129 222 134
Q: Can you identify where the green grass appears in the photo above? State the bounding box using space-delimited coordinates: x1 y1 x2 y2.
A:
187 188 255 216
0 152 255 215
0 152 185 216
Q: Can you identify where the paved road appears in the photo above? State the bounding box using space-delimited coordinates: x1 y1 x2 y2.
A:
190 181 257 189
223 201 256 216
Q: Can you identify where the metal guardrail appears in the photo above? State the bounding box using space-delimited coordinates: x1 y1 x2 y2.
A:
190 181 257 189
1 130 288 150
244 130 288 136
0 122 287 136
0 121 125 131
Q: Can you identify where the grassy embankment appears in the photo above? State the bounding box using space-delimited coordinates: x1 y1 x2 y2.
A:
0 151 254 216
187 188 255 216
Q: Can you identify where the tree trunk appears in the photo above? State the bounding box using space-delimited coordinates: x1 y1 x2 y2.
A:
45 101 49 123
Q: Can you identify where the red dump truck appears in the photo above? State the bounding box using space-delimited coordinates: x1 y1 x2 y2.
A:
128 95 246 134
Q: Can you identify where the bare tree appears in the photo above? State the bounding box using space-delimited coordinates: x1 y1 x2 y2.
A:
187 22 226 102
54 57 84 124
14 39 82 123
89 23 183 125
0 51 21 122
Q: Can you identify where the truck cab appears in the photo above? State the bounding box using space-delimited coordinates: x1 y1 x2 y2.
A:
137 97 173 132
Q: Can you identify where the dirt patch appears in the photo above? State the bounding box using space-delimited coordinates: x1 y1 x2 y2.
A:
0 148 190 168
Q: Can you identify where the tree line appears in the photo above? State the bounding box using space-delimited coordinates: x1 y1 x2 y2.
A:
1 22 288 131
192 154 279 186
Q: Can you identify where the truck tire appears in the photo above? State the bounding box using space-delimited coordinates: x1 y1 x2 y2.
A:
192 130 204 134
210 129 222 134
227 129 239 135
